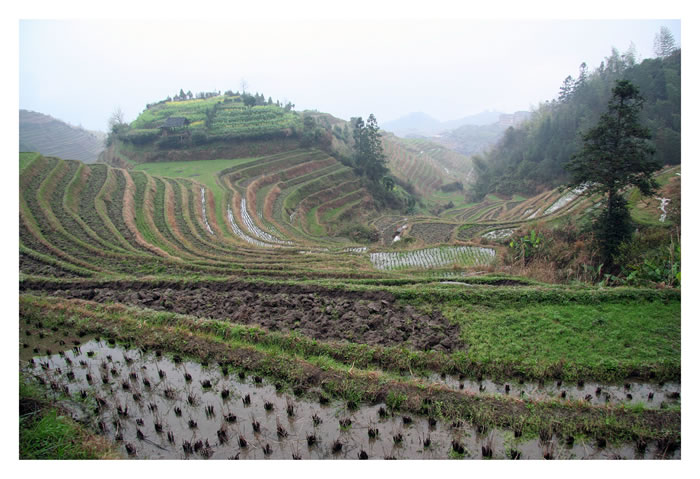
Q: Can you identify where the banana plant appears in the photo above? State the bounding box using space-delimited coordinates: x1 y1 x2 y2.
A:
509 229 544 263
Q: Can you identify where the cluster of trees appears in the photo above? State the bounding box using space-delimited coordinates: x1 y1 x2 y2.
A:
174 89 194 101
299 115 332 149
223 87 293 110
351 114 388 180
470 29 679 199
170 89 221 102
347 115 418 212
238 92 294 110
332 124 351 142
654 26 677 58
105 107 129 146
145 90 219 108
146 89 295 111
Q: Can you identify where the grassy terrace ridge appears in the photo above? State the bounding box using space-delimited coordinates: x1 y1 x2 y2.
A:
401 137 474 180
20 157 103 275
163 178 233 260
20 151 42 171
46 160 129 258
124 170 176 259
20 245 95 278
135 156 260 241
382 134 453 199
63 162 126 254
20 377 119 459
248 155 339 236
19 294 680 445
296 180 363 233
131 148 352 247
276 166 354 244
89 166 143 253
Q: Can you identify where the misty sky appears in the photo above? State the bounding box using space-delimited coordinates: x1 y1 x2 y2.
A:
19 18 680 132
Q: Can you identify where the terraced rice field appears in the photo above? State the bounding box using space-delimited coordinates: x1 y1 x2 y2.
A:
408 222 458 244
481 228 515 240
397 137 475 184
628 165 681 225
19 151 681 460
20 151 379 279
442 167 678 242
25 149 502 278
370 246 496 271
382 135 449 197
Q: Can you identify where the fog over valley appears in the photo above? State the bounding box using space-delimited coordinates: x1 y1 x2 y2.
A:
20 19 679 132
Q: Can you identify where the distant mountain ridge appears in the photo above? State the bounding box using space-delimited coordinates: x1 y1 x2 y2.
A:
431 123 509 157
20 109 105 164
381 110 504 137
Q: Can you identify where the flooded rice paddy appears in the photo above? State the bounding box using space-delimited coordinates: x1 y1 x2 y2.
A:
425 374 680 410
369 246 496 271
20 326 679 460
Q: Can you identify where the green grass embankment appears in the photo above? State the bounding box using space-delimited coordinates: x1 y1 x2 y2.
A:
19 378 119 459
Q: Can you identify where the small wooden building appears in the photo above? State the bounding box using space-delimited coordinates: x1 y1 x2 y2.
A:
160 117 190 142
161 117 190 131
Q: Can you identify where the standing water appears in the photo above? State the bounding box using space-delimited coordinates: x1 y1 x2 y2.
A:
20 337 679 460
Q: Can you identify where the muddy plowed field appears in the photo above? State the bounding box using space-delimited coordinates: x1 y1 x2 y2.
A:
26 283 463 353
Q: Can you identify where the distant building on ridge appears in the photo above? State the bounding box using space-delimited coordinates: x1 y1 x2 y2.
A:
498 111 531 128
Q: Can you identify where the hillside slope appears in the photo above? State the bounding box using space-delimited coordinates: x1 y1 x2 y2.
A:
19 151 501 281
430 122 507 156
20 110 105 163
471 49 681 198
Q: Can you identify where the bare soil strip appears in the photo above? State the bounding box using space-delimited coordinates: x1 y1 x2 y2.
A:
27 282 462 352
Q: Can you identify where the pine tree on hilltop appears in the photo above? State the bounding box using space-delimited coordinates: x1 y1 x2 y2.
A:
654 26 677 58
